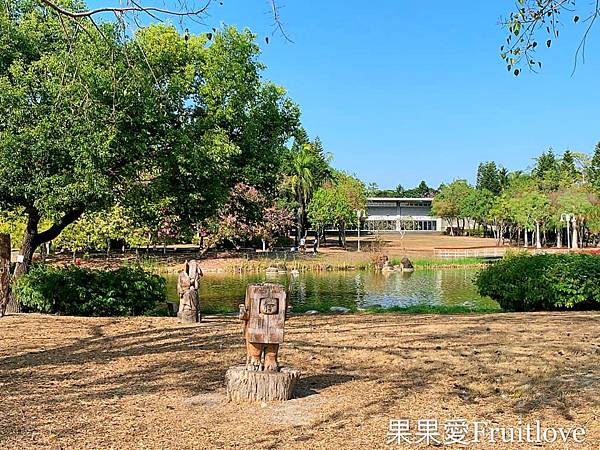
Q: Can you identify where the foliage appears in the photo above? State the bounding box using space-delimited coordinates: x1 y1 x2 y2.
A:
431 179 472 233
0 1 299 276
285 137 332 239
203 182 293 247
53 205 151 254
367 180 436 198
476 161 503 195
590 142 600 192
307 173 366 246
502 0 596 74
15 265 166 316
476 253 600 311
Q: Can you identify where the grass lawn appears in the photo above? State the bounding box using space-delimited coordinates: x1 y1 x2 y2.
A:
1 312 598 449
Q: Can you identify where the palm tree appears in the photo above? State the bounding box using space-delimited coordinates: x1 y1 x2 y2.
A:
289 145 316 243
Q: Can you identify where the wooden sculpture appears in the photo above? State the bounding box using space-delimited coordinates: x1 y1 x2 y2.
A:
226 283 299 402
177 260 202 323
239 283 287 372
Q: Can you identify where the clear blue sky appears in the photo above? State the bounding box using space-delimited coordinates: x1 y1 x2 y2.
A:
98 0 600 189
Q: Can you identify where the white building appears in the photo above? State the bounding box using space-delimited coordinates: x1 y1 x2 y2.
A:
365 197 442 232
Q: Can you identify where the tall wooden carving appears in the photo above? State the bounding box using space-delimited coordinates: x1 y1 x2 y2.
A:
177 260 202 323
239 283 287 371
226 283 299 402
0 233 11 318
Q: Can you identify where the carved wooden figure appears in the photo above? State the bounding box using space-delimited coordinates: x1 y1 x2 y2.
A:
0 233 11 318
227 282 298 402
239 283 287 372
177 260 202 323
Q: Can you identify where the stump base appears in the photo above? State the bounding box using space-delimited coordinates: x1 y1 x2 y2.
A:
225 366 300 402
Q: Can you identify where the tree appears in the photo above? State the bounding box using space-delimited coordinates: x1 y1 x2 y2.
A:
533 149 562 192
432 180 472 235
555 187 597 249
0 3 299 312
461 188 495 235
288 145 316 242
476 161 502 195
589 142 600 192
23 0 290 43
405 180 434 198
202 183 293 249
561 150 578 181
285 135 332 240
307 173 366 248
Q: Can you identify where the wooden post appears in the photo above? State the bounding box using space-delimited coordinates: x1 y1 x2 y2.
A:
177 260 202 323
226 283 299 402
0 233 11 317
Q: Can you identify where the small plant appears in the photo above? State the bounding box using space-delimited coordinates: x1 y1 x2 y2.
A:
15 264 166 316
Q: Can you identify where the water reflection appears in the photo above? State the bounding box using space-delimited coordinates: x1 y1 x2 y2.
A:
165 269 497 312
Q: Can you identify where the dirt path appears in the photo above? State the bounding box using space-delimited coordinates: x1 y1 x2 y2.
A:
1 313 598 449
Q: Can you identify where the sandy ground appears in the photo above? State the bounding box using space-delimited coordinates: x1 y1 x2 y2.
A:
1 312 598 449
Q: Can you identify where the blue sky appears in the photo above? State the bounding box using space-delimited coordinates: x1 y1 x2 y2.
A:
96 0 600 189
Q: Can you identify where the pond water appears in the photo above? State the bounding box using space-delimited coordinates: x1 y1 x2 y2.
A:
164 269 498 313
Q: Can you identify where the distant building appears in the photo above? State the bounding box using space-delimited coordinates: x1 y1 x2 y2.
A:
365 197 442 232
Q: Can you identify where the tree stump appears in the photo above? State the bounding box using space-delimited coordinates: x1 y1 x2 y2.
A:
225 366 300 402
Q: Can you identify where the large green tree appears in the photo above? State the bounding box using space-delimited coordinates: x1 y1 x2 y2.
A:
0 1 299 310
307 173 366 248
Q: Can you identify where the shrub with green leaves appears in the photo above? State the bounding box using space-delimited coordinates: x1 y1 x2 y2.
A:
476 253 600 311
15 265 166 316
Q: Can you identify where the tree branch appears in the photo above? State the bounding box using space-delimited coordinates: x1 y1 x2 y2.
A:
37 0 212 19
34 208 85 245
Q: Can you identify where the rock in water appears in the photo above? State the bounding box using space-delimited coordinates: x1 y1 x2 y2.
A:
330 306 351 313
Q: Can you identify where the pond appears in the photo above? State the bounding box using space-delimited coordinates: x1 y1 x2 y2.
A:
164 269 499 314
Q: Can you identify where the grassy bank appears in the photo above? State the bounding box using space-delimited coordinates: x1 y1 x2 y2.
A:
390 256 491 269
152 302 503 316
191 254 491 273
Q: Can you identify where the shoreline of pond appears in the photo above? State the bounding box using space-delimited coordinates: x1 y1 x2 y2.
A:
155 258 492 274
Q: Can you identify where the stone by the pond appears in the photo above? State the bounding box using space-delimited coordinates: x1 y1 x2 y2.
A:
329 306 351 313
304 310 320 315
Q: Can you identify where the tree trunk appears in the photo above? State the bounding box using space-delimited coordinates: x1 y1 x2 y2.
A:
13 211 41 280
535 221 542 249
524 228 529 247
0 233 11 317
296 191 305 244
225 366 300 402
557 227 562 248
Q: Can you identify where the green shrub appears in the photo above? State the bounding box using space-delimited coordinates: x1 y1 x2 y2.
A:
476 253 600 311
15 265 166 316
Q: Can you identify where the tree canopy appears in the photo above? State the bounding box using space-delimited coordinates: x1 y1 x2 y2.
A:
0 0 299 278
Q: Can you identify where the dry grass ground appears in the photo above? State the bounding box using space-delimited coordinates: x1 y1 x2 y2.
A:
1 312 598 449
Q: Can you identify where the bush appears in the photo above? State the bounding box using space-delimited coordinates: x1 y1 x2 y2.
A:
476 253 600 311
15 265 166 316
